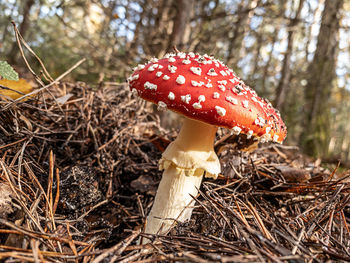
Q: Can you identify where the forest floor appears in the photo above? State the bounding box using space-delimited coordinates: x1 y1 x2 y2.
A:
0 81 350 262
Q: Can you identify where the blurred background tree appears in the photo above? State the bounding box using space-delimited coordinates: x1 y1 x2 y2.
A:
0 0 349 163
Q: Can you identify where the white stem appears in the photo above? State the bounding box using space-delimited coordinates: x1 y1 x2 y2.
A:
144 165 203 236
142 118 220 243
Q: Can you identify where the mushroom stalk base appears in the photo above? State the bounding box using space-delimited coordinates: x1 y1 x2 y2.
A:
143 118 220 243
143 165 203 237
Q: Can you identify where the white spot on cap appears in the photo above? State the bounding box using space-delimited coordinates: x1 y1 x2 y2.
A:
266 127 271 134
229 78 239 84
182 59 191 64
168 92 175 100
181 94 191 104
176 75 186 84
157 101 167 111
158 65 164 69
273 134 279 142
137 64 145 70
213 92 220 99
191 80 199 87
206 83 213 88
191 80 204 87
150 57 158 63
195 56 206 63
168 57 176 62
156 71 163 77
218 85 226 92
247 130 254 139
247 87 256 96
226 96 238 105
190 67 202 76
217 80 227 85
242 100 249 108
232 126 242 135
168 65 177 73
255 117 265 127
178 52 186 58
220 70 228 76
258 100 265 108
144 81 157 90
207 68 218 76
198 95 205 102
148 65 155 72
215 106 226 116
188 52 195 58
192 102 202 109
163 75 170 80
127 74 139 82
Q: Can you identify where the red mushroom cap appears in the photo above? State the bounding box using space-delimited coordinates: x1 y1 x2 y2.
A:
128 52 287 143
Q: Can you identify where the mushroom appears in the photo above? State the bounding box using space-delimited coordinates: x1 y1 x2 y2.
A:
128 52 287 242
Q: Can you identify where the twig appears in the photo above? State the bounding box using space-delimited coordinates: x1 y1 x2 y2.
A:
1 58 86 111
91 230 140 263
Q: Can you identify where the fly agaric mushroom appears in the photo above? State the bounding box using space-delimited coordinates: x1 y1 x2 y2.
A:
128 52 286 241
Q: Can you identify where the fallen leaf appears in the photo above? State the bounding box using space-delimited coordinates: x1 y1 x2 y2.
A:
0 78 33 100
149 134 171 153
275 165 311 182
56 93 74 105
130 175 157 194
0 183 14 219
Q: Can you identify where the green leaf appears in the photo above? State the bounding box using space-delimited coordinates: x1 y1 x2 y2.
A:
0 61 19 81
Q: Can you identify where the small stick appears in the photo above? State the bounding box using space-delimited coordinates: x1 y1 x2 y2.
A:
52 168 60 216
11 21 53 82
1 58 86 111
292 228 305 255
340 210 350 234
91 230 140 263
77 199 109 221
173 46 180 53
0 84 26 95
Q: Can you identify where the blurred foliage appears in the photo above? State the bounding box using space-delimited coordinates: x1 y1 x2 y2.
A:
0 61 19 80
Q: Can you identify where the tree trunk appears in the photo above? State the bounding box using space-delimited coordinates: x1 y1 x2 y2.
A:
166 0 194 53
274 0 305 110
143 0 174 58
1 2 17 52
226 0 260 66
261 0 286 96
304 0 325 65
250 33 263 78
300 0 344 157
7 0 35 64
